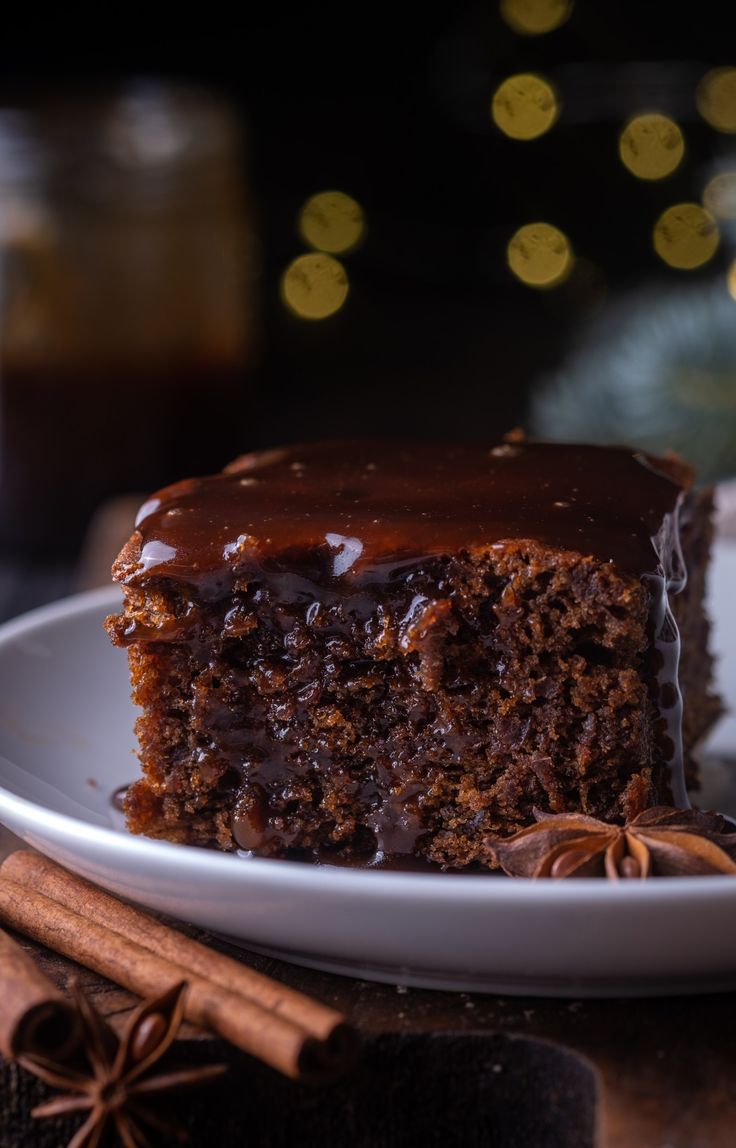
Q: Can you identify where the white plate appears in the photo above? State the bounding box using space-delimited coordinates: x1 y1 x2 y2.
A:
1 548 736 998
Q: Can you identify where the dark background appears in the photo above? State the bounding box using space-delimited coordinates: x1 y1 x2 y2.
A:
1 1 734 573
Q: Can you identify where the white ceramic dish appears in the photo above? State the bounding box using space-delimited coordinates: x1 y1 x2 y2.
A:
1 547 736 997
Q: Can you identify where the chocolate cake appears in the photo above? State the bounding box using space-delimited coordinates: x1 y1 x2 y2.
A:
106 440 719 869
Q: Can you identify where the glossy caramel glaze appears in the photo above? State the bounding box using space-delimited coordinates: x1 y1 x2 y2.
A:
119 440 690 589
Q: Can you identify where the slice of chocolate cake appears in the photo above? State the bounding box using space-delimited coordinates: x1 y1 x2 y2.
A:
105 441 719 869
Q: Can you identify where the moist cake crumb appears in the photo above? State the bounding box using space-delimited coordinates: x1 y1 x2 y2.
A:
105 440 719 868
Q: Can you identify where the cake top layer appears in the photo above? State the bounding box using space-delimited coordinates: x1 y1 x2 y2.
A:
118 440 691 586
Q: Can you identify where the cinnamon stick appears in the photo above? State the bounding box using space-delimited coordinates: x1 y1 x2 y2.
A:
0 871 354 1083
1 850 347 1046
0 927 81 1062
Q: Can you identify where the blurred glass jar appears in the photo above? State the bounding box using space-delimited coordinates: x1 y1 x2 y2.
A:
0 81 259 552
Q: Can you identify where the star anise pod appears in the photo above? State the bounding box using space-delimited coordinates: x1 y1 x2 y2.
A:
490 806 736 880
18 980 226 1148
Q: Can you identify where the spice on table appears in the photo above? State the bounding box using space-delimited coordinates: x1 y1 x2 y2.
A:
2 850 351 1050
0 927 81 1061
21 979 226 1148
0 853 358 1083
490 806 736 879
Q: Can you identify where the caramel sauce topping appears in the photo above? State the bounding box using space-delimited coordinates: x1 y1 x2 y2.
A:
123 440 688 586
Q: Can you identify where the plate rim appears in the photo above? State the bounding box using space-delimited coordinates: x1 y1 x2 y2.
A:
2 582 736 907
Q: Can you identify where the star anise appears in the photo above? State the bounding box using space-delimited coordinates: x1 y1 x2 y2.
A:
490 806 736 880
18 981 226 1148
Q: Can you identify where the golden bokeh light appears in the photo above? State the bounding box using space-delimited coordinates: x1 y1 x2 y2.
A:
697 68 736 133
727 260 736 301
299 190 365 254
491 73 559 140
618 114 684 180
653 203 720 270
703 171 736 219
507 222 573 287
500 0 573 35
281 253 349 319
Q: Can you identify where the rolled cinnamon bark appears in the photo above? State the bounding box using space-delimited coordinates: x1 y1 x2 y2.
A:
0 928 81 1061
1 851 348 1051
0 875 349 1082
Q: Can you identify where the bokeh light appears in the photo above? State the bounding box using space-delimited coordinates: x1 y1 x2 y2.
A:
507 222 573 287
281 253 349 319
727 260 736 301
653 203 720 270
697 68 736 134
703 171 736 219
491 74 559 140
500 0 573 35
299 190 365 254
618 114 684 180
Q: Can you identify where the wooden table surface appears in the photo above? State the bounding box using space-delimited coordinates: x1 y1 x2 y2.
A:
2 508 736 1147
